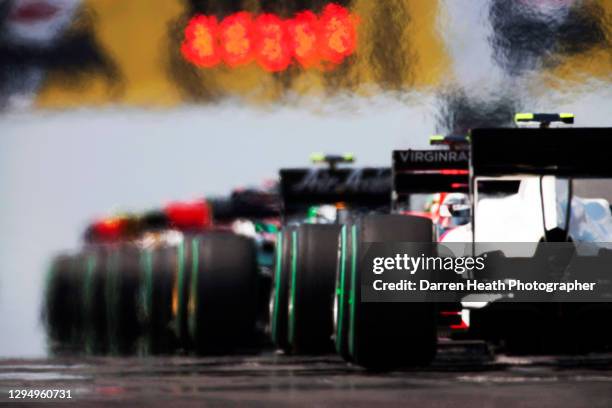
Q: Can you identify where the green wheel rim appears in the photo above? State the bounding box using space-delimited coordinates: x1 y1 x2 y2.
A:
83 253 97 353
140 249 154 324
335 225 347 354
270 232 283 343
288 230 298 345
348 224 358 358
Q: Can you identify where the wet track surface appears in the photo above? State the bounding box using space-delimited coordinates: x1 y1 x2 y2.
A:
1 341 611 407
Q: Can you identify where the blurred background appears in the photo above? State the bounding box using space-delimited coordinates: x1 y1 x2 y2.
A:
0 0 611 357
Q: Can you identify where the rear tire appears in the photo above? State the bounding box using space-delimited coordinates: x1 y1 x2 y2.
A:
289 223 341 354
140 244 178 354
43 253 84 352
188 232 258 354
336 214 438 370
106 243 142 354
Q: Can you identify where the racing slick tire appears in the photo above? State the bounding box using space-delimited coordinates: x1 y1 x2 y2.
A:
188 232 258 354
43 253 84 352
105 243 143 354
288 223 341 354
334 214 438 370
269 226 297 352
140 244 180 354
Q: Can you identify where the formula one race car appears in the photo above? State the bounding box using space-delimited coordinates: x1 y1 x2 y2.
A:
43 187 280 355
333 135 473 368
442 114 612 353
337 113 612 370
270 154 391 354
390 135 471 332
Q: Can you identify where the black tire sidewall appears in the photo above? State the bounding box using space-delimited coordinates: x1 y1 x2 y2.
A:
350 214 438 370
290 223 341 354
189 232 258 354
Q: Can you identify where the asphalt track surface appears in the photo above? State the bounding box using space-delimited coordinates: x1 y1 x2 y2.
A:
1 341 611 407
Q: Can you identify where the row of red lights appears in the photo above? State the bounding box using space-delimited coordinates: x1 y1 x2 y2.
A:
181 3 358 72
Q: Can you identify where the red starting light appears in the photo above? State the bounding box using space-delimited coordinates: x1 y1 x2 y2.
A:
181 3 358 71
219 12 255 67
287 11 320 68
254 14 292 72
319 3 358 65
181 15 221 68
164 200 212 230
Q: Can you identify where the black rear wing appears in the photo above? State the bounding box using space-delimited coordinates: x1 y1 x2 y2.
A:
471 127 612 178
209 190 280 221
392 150 470 196
279 167 391 214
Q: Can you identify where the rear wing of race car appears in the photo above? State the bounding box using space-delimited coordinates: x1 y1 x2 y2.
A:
429 134 470 149
514 113 574 127
208 189 280 221
470 127 612 178
83 190 281 243
279 167 391 216
392 149 470 202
